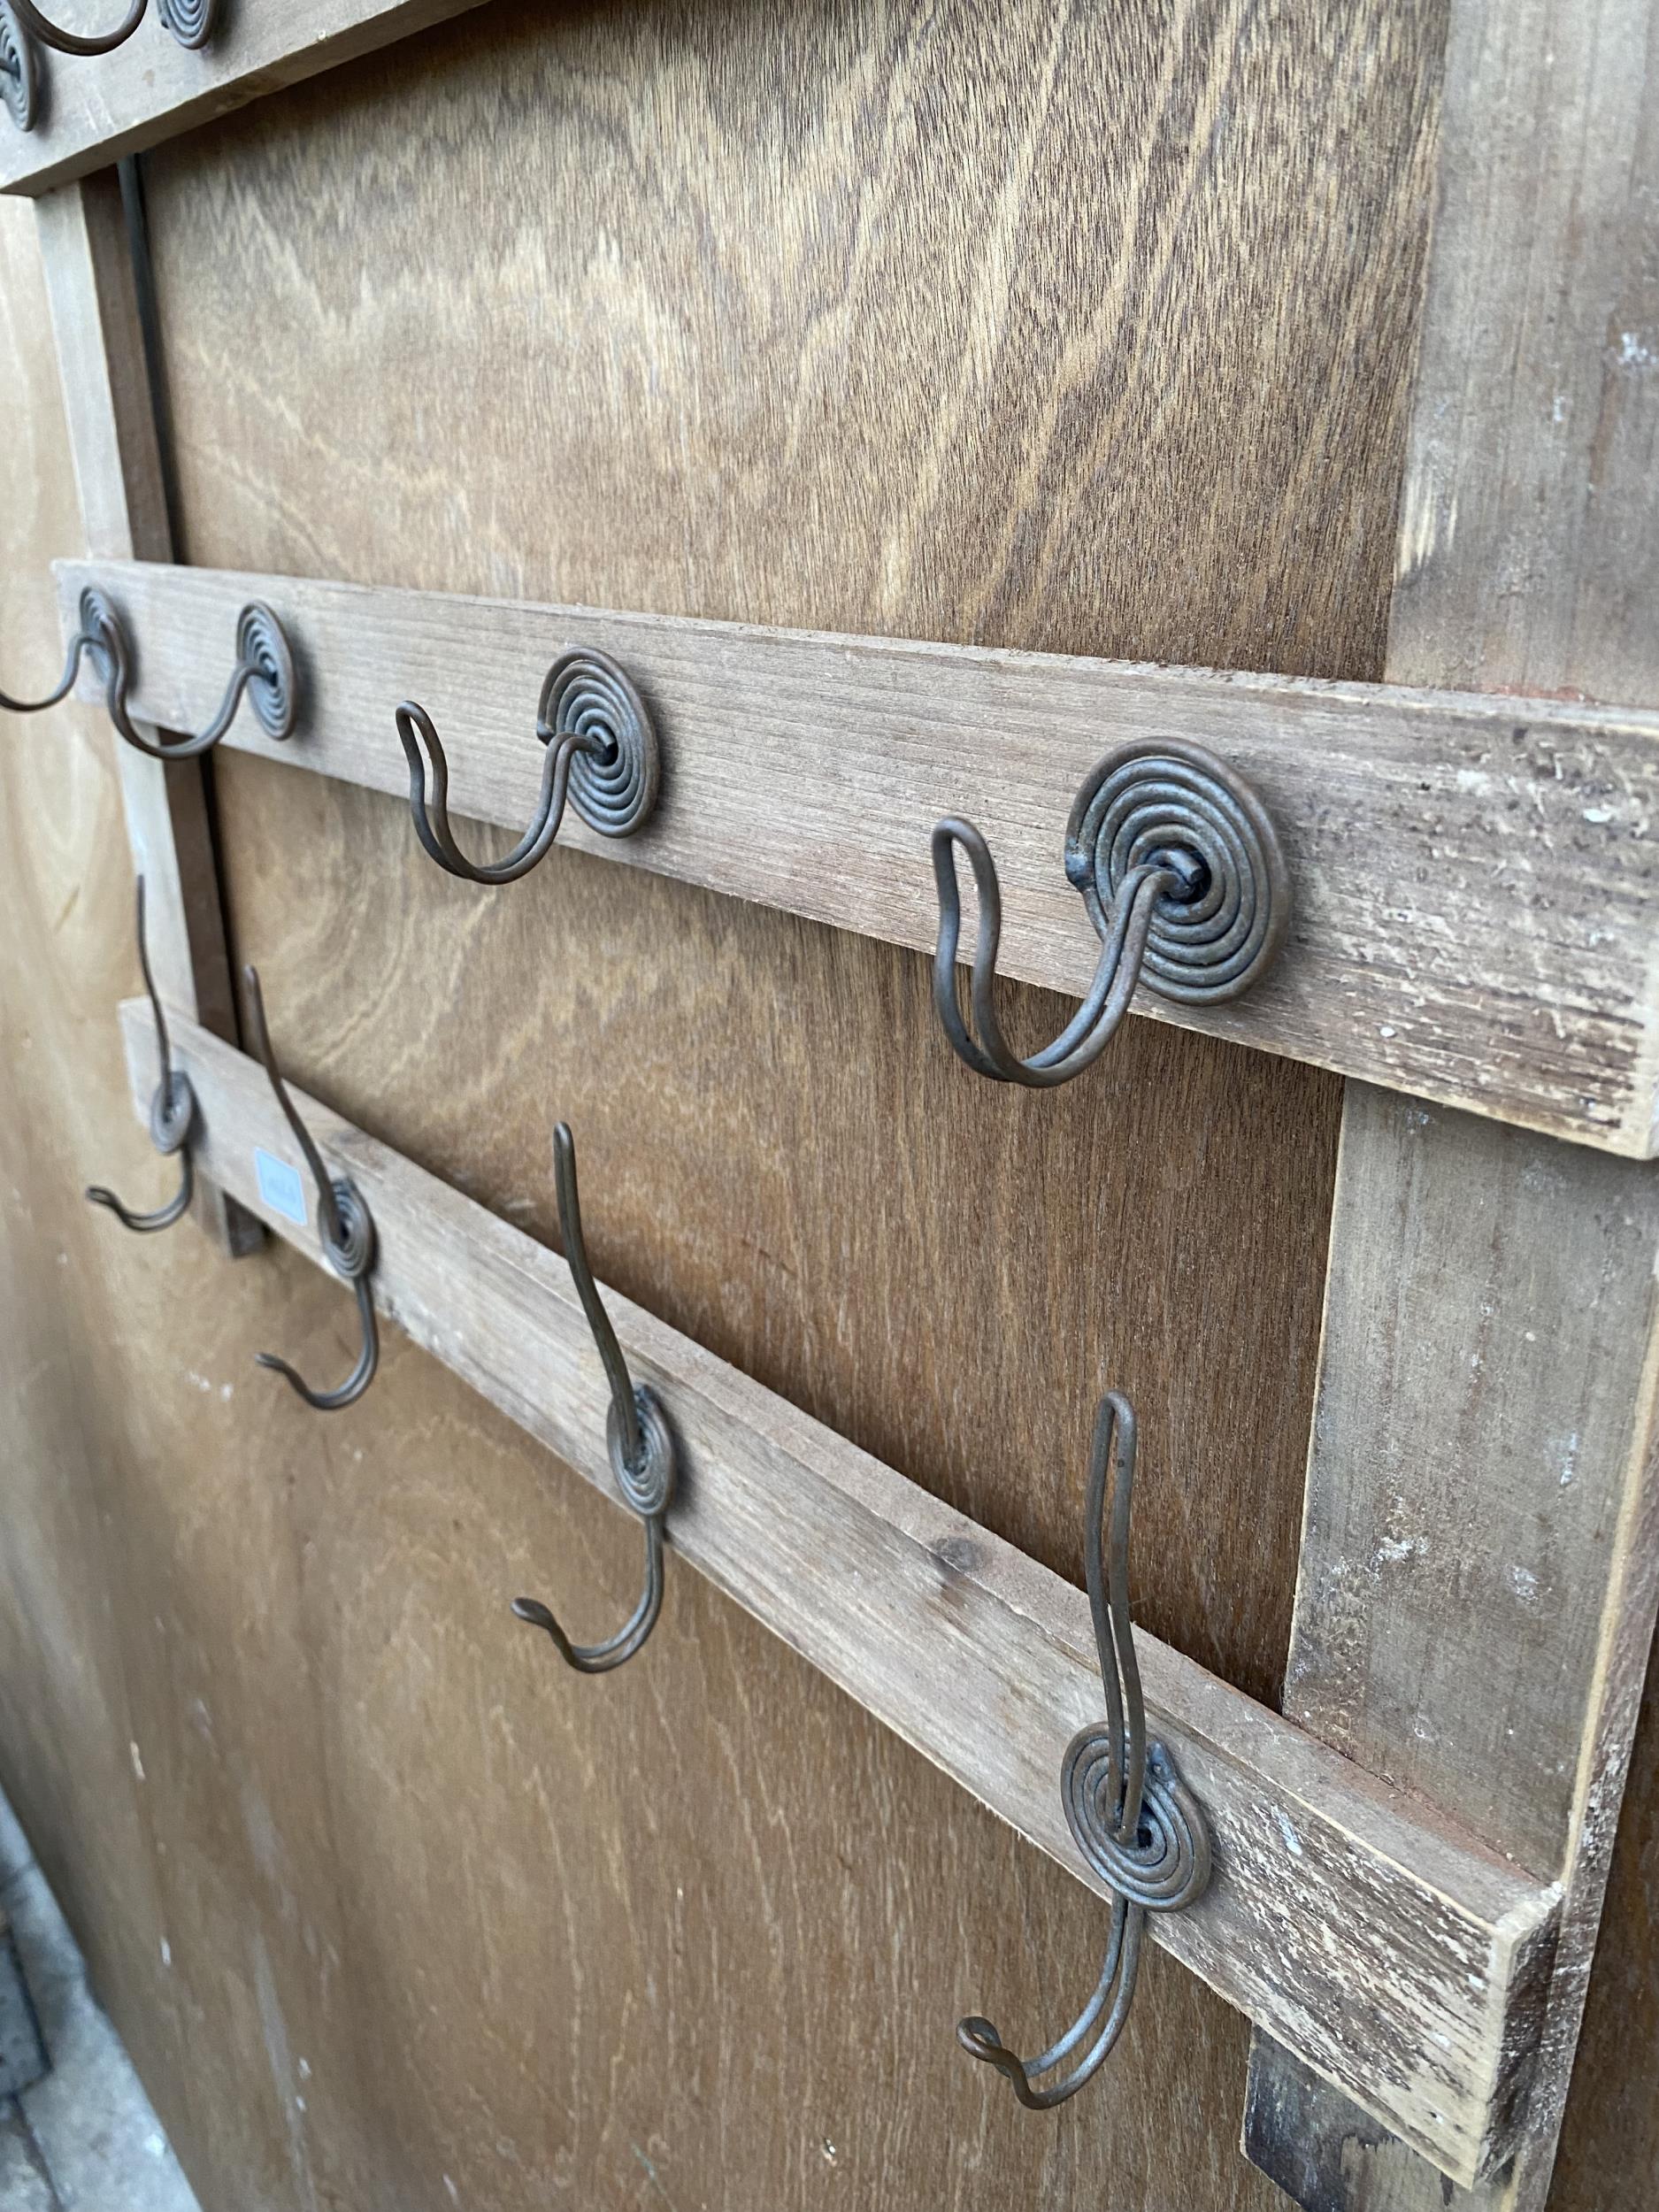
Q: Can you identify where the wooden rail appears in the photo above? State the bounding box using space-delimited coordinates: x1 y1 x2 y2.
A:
0 2 490 197
65 557 1659 1156
117 996 1561 2189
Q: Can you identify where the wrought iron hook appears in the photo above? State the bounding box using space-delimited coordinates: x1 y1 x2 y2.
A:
398 648 661 886
933 740 1290 1087
957 1392 1211 2108
243 964 379 1414
0 0 215 131
0 589 118 717
512 1124 677 1674
86 875 196 1233
2 588 295 758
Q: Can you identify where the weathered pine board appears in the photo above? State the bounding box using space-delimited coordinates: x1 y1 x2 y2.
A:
0 0 489 196
118 995 1559 2191
61 557 1659 1158
33 180 254 1256
1242 3 1659 2207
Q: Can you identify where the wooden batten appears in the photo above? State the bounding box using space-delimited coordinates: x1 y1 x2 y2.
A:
117 994 1559 2189
0 3 491 197
63 558 1659 1157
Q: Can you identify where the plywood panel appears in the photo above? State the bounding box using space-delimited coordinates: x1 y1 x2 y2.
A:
2 3 1455 2209
143 0 1444 680
0 185 200 2178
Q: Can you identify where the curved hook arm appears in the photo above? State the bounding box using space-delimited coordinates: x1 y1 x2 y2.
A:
86 875 197 1234
243 964 380 1413
99 597 296 763
932 819 1182 1087
957 1391 1210 2108
0 616 115 717
6 0 145 55
11 591 294 760
397 702 600 885
511 1122 675 1674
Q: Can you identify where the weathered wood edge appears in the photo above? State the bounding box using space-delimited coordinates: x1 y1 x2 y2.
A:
33 181 257 1257
59 556 1659 1159
1241 2 1659 2205
0 1 492 198
118 995 1560 2187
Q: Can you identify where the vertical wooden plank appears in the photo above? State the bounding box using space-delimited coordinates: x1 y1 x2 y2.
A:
1242 3 1659 2206
33 169 257 1258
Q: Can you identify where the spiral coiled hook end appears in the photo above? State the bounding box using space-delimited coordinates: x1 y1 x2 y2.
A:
156 0 218 49
240 602 297 741
400 647 659 887
541 648 660 840
86 876 200 1235
512 1125 678 1676
957 1391 1211 2108
0 4 38 131
933 741 1289 1087
244 964 380 1414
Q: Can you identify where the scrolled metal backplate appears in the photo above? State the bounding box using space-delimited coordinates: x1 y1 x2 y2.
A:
157 0 217 47
149 1067 196 1158
240 601 297 741
319 1179 375 1286
77 585 130 689
1061 1728 1210 1914
1064 739 1290 1005
0 4 37 131
540 648 661 839
607 1384 675 1521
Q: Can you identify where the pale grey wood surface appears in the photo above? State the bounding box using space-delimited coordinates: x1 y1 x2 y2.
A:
117 995 1559 2189
60 556 1659 1158
0 1 489 197
1242 2 1659 2206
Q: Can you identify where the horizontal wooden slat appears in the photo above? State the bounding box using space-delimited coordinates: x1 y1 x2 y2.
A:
118 997 1560 2185
0 0 488 196
67 559 1659 1156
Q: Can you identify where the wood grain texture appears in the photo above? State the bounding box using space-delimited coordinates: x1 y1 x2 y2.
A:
0 4 1455 2209
58 557 1659 1156
0 181 202 2191
119 997 1559 2186
1243 2 1659 2205
31 173 255 1256
141 0 1444 685
0 0 491 196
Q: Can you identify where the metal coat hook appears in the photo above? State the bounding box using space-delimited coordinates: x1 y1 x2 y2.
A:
243 964 379 1413
397 648 661 885
933 740 1290 1087
86 876 196 1233
0 0 216 131
958 1391 1211 2108
512 1123 677 1674
0 588 296 759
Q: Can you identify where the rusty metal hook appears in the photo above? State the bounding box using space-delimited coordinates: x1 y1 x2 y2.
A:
957 1391 1210 2108
4 588 296 758
243 964 379 1414
0 0 214 130
933 741 1290 1087
398 648 661 886
86 876 196 1233
512 1124 676 1674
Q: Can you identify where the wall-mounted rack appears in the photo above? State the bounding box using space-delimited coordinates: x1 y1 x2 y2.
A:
62 557 1659 1156
116 994 1558 2190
